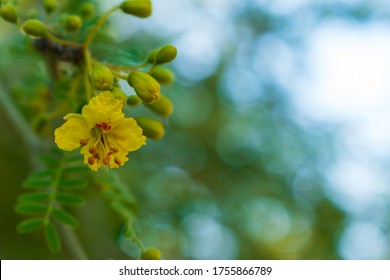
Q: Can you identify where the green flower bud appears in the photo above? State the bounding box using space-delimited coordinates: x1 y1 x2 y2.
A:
65 15 82 32
141 248 161 260
91 66 113 91
145 95 173 117
79 2 95 18
147 49 158 63
127 71 160 104
120 0 152 18
111 88 127 105
135 117 165 140
44 0 58 14
127 95 142 106
150 67 174 84
155 45 177 65
22 19 47 38
0 4 18 23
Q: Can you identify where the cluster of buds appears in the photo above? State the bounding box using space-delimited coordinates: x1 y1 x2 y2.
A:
1 0 177 143
89 41 177 142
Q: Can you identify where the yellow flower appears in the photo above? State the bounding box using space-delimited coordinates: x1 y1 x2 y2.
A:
55 92 146 171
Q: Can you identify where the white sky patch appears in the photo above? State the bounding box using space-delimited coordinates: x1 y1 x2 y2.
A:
325 158 389 212
295 21 390 123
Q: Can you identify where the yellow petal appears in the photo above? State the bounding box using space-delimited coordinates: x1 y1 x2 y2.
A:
82 92 124 129
109 118 146 152
54 114 89 151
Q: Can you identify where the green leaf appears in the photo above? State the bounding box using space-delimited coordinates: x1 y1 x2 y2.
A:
30 169 55 178
62 166 89 174
45 223 61 253
56 193 85 206
16 218 45 233
15 203 48 215
52 209 79 228
58 179 87 188
18 192 50 203
23 179 51 189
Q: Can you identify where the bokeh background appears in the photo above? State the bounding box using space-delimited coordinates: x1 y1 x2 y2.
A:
1 0 390 259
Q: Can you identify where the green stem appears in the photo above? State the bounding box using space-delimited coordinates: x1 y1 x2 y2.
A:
58 223 88 260
44 163 62 224
84 5 120 47
147 64 157 74
83 48 92 100
68 74 82 110
46 33 83 48
132 231 145 251
111 69 128 80
44 160 89 260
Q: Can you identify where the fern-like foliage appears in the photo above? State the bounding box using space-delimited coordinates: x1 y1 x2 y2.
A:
15 148 89 253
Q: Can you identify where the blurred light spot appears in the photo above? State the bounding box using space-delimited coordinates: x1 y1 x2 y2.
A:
253 34 295 90
146 167 207 209
339 221 388 259
253 0 310 15
220 66 262 106
181 214 238 259
245 197 291 244
342 115 390 160
272 214 313 257
292 169 323 208
326 159 388 212
294 21 390 123
174 30 221 81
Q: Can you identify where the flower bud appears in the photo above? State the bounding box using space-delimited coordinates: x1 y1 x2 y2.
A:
127 95 142 106
111 88 127 105
44 0 58 14
150 67 174 84
22 19 47 38
0 4 18 23
79 2 95 18
155 45 177 65
120 0 152 18
127 71 160 104
147 49 158 63
145 95 173 117
141 248 161 260
135 117 165 140
65 15 82 32
91 66 113 91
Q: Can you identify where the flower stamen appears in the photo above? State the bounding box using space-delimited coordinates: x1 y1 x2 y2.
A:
88 156 95 165
96 120 111 132
114 157 121 165
80 139 89 146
